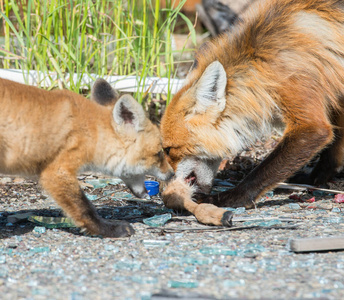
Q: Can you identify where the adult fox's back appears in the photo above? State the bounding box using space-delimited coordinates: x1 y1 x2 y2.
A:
161 0 344 208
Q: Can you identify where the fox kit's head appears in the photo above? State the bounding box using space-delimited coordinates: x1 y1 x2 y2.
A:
161 61 228 193
92 79 174 198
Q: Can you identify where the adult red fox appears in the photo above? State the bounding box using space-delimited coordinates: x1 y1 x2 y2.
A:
161 0 344 209
0 78 173 237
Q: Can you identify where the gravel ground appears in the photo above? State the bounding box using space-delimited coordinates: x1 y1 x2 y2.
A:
1 153 344 300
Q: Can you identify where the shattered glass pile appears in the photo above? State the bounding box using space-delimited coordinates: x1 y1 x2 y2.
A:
0 174 344 299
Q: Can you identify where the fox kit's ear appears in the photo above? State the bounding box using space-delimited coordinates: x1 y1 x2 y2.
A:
113 94 147 131
193 61 227 113
91 78 119 106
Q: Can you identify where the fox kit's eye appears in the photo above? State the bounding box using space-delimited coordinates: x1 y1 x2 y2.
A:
164 147 171 156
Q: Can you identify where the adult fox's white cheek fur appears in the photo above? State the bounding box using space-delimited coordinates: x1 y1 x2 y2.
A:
175 157 222 193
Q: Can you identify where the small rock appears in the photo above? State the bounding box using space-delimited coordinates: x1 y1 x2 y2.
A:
289 203 301 210
7 243 18 249
0 177 12 185
33 226 46 234
7 212 34 224
316 203 333 210
13 177 25 184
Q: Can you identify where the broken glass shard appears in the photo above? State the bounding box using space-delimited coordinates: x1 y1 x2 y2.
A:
33 226 46 234
289 203 301 210
28 216 76 229
199 247 237 256
143 213 172 227
168 280 199 288
85 193 98 201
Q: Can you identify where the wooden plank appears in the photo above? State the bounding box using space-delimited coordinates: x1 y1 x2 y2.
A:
289 236 344 253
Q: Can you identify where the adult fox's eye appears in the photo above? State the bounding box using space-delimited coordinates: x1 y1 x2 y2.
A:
163 147 171 156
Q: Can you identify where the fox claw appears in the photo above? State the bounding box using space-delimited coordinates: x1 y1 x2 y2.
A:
221 211 233 227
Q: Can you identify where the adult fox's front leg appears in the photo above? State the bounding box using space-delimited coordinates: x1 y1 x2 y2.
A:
198 123 334 208
40 160 134 237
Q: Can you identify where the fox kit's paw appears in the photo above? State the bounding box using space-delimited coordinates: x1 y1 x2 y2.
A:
194 203 233 227
98 220 135 238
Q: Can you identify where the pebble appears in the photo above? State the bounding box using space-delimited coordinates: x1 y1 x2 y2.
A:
0 177 12 184
289 203 301 210
33 226 46 234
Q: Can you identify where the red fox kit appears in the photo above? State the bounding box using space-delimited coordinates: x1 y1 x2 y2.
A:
161 0 344 209
0 78 173 237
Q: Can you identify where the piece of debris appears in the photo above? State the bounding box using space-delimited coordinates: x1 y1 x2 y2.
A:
85 193 98 201
305 197 315 203
142 239 171 247
28 216 76 229
85 178 122 189
289 194 302 201
289 203 301 210
7 212 35 224
149 222 300 234
334 194 344 203
0 177 12 185
199 246 237 256
168 280 199 288
243 219 282 227
278 182 344 194
289 236 344 253
33 226 46 234
144 180 160 196
152 290 217 300
143 213 172 227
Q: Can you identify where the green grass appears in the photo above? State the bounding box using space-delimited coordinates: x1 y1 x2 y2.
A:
0 0 196 104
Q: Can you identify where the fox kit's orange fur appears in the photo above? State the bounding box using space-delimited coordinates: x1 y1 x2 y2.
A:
161 0 344 209
0 78 173 237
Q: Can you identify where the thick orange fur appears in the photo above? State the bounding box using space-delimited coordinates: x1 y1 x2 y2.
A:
0 78 173 237
161 0 344 208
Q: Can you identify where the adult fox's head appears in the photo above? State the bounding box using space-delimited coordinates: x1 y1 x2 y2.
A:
92 79 174 197
161 61 229 193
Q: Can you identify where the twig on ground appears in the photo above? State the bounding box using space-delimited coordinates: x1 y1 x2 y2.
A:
276 182 344 194
148 223 301 233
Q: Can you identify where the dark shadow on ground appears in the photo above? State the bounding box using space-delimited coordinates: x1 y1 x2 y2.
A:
0 206 142 239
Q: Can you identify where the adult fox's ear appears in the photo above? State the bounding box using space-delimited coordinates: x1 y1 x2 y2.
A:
192 61 227 113
113 94 147 131
91 78 119 106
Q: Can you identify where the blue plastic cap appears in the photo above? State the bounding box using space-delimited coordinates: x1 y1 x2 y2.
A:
144 180 160 196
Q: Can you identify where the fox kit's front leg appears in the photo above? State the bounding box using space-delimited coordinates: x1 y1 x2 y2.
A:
40 164 134 237
200 123 334 208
